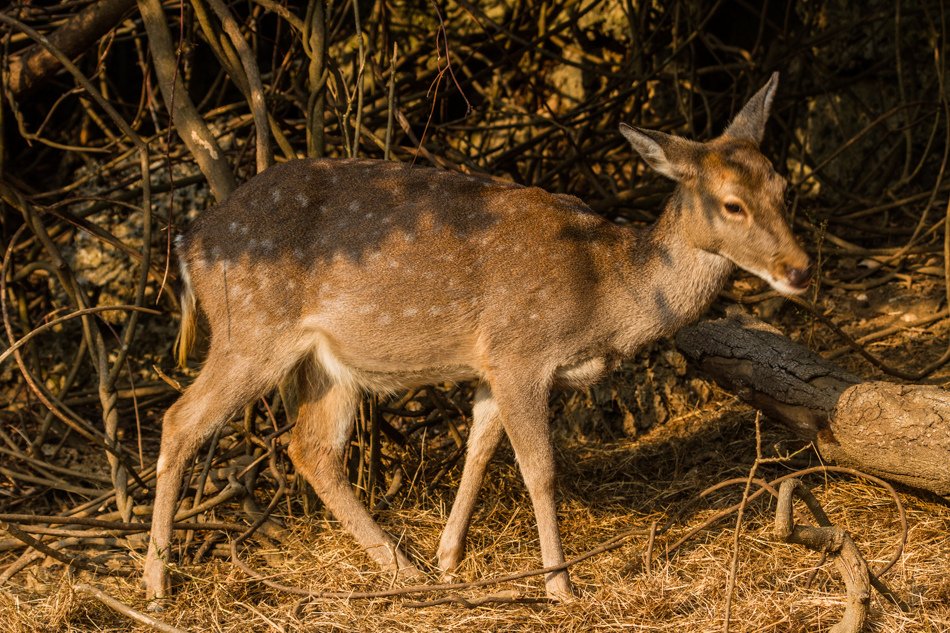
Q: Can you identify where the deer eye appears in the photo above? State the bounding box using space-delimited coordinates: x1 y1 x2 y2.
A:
724 202 745 215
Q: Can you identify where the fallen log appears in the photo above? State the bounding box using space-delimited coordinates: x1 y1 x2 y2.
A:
675 311 950 496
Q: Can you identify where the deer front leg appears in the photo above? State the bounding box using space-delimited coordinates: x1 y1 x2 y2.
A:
437 383 505 577
492 377 573 602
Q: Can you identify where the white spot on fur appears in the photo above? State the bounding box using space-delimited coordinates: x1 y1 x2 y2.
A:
272 189 281 203
295 193 309 207
319 283 331 293
403 307 418 317
364 212 374 220
348 200 360 213
293 248 305 260
228 221 238 233
260 239 273 251
178 258 191 288
378 313 391 325
310 337 359 416
388 260 400 269
429 306 442 316
357 304 375 315
530 313 539 320
239 225 249 235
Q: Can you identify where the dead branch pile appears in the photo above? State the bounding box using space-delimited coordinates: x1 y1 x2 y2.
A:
1 0 949 630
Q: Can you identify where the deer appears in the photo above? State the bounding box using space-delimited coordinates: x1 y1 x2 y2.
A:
143 72 811 603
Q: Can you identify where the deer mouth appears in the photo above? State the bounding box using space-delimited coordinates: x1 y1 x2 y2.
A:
727 259 810 295
780 262 814 293
731 259 812 296
763 275 809 296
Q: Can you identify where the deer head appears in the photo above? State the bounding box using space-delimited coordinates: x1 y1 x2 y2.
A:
619 72 812 295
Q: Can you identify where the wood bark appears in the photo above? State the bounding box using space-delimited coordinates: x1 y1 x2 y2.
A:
7 0 136 97
136 0 237 200
675 311 950 496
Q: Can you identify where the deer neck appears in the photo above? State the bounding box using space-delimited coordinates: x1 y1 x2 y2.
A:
609 194 734 354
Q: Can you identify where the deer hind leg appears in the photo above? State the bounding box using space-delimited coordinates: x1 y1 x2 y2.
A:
492 376 573 602
144 347 292 600
287 366 422 581
437 382 505 576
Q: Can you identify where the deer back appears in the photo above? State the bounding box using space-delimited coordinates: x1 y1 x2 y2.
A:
178 159 628 387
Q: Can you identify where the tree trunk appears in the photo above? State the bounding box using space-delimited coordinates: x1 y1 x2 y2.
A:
675 311 950 496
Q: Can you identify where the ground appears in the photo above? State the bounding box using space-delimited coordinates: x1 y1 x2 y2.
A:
2 265 949 632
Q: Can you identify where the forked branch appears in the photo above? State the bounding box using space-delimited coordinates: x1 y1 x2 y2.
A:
774 479 870 633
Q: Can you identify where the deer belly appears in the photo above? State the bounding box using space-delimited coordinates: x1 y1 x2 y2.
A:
305 324 480 392
555 357 609 388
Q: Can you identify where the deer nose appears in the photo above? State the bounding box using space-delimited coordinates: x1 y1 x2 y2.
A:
785 263 813 289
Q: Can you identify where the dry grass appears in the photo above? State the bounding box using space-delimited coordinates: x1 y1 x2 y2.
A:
3 392 948 632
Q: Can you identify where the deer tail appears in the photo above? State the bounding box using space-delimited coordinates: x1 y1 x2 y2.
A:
174 244 197 370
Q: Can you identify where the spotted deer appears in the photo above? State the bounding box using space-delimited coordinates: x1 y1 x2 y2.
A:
144 73 810 602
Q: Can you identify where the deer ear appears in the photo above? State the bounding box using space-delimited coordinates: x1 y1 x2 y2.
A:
723 72 779 145
619 124 698 182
